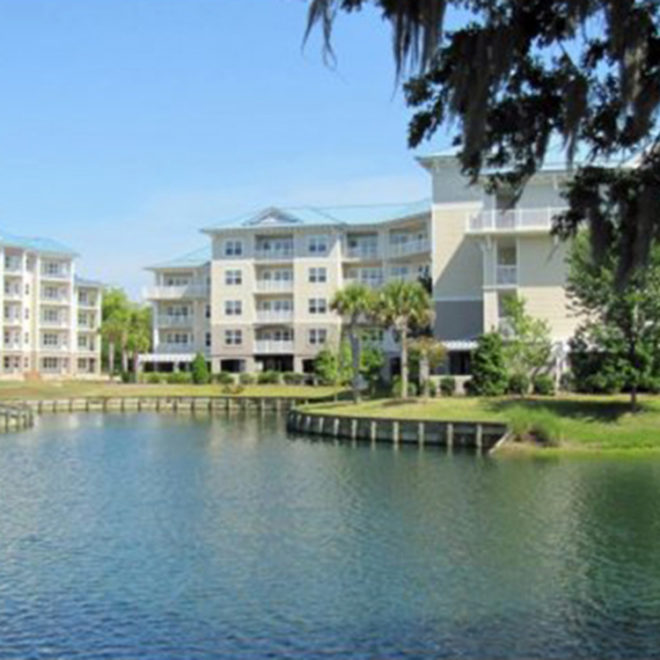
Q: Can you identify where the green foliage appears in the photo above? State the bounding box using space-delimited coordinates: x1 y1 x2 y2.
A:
314 348 339 386
501 296 552 382
257 370 281 385
439 376 456 397
391 376 418 399
120 371 131 383
239 373 256 385
214 371 235 385
470 332 508 396
191 353 210 385
283 372 306 385
506 406 562 447
338 339 353 386
167 372 192 384
222 383 245 395
424 379 438 398
507 373 530 396
145 373 167 384
532 374 555 396
359 344 385 394
559 372 574 393
567 234 660 404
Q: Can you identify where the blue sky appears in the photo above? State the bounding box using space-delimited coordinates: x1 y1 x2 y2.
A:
0 0 452 298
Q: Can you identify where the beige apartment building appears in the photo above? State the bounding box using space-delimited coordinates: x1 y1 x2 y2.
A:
0 233 102 379
143 155 582 376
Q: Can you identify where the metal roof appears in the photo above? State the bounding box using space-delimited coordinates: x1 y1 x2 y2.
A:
0 231 77 256
74 275 104 289
146 245 211 270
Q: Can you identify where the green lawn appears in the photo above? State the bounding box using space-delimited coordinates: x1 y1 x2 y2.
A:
301 395 660 451
0 380 342 401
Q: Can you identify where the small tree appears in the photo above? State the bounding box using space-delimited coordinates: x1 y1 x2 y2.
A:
501 296 552 393
125 307 151 382
470 332 508 396
338 338 353 386
360 344 385 396
410 336 446 398
191 353 210 385
314 348 338 386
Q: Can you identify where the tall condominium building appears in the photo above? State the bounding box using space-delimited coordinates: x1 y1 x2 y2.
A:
0 233 102 379
143 155 584 375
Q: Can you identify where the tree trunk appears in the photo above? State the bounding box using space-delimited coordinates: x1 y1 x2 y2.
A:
122 346 129 374
349 327 361 404
631 385 638 412
400 328 408 399
420 355 430 398
108 340 115 376
132 351 139 383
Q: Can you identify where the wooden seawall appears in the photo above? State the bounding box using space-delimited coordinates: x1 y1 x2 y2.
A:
286 409 508 452
0 402 35 433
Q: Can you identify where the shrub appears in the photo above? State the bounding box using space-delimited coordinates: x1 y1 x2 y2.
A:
120 371 132 383
258 370 281 385
314 348 338 385
439 376 456 397
282 372 305 385
167 372 192 384
191 353 211 385
507 373 530 396
215 371 234 385
426 380 438 397
506 406 562 446
222 383 245 395
470 332 508 396
532 374 555 396
559 371 575 392
239 373 256 385
391 376 418 398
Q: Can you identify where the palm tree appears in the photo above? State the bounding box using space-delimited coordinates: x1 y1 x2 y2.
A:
101 311 128 376
126 307 152 381
330 282 376 403
410 336 446 398
376 280 432 399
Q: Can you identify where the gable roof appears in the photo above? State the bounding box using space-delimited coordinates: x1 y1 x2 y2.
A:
0 231 77 256
75 275 104 289
201 199 431 233
146 245 211 271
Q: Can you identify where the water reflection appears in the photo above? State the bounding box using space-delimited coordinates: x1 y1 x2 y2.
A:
0 413 659 658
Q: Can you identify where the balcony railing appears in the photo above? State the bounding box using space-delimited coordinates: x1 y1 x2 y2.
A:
345 245 380 260
41 344 70 352
158 316 194 328
344 277 384 288
41 318 69 328
388 239 430 258
4 290 22 299
78 299 98 308
143 284 209 300
4 263 22 274
4 315 22 325
468 207 567 233
3 342 22 351
255 248 294 260
256 310 294 323
41 270 70 280
496 265 518 285
155 343 193 354
255 279 294 293
254 340 294 354
41 295 69 304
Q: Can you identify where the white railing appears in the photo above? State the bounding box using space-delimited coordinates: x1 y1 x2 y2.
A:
41 344 70 352
4 315 21 325
78 299 98 308
41 318 69 328
3 343 22 350
345 245 379 259
4 290 22 299
496 265 518 285
4 264 22 274
254 340 294 353
143 284 209 300
388 239 430 258
344 277 384 288
158 316 194 328
255 248 294 260
41 270 70 280
255 280 294 292
41 295 69 304
468 207 567 232
155 343 193 353
256 310 294 323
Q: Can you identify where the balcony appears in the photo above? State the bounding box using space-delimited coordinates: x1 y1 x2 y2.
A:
256 310 294 323
3 343 22 351
255 340 294 354
496 265 518 285
158 316 194 328
468 207 567 233
41 295 70 305
344 277 384 288
388 239 430 258
254 248 294 261
143 284 209 300
4 290 22 300
41 270 70 280
42 318 69 328
345 245 380 260
255 279 294 293
155 343 193 354
78 299 98 308
41 344 70 352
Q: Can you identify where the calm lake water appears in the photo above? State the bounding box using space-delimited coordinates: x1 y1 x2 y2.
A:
1 413 660 659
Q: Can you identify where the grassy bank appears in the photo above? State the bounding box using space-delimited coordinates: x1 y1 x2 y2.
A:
300 395 660 451
0 380 342 401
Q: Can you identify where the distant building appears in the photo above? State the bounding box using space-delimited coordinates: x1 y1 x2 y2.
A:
0 232 102 378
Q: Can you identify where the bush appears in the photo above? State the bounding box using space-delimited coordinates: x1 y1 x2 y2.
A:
507 373 530 396
167 372 192 384
470 332 508 396
239 373 256 385
391 376 418 398
145 373 167 384
222 383 245 395
191 353 210 385
314 348 338 385
120 371 132 384
258 370 281 385
559 371 575 392
282 372 305 385
439 376 456 397
426 380 438 397
214 371 235 385
506 406 562 446
532 374 555 396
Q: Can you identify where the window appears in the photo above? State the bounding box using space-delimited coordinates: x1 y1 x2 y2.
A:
78 291 88 304
43 285 59 300
78 312 87 326
225 269 242 285
24 308 29 320
44 262 62 276
24 332 29 345
24 283 30 295
224 300 242 316
308 298 327 314
308 235 328 254
205 332 211 347
43 333 59 347
361 328 384 344
165 332 190 345
205 304 211 319
78 335 88 349
163 275 190 287
308 329 327 345
390 265 410 280
225 330 242 346
44 308 59 323
42 357 59 371
224 239 243 257
308 267 327 283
